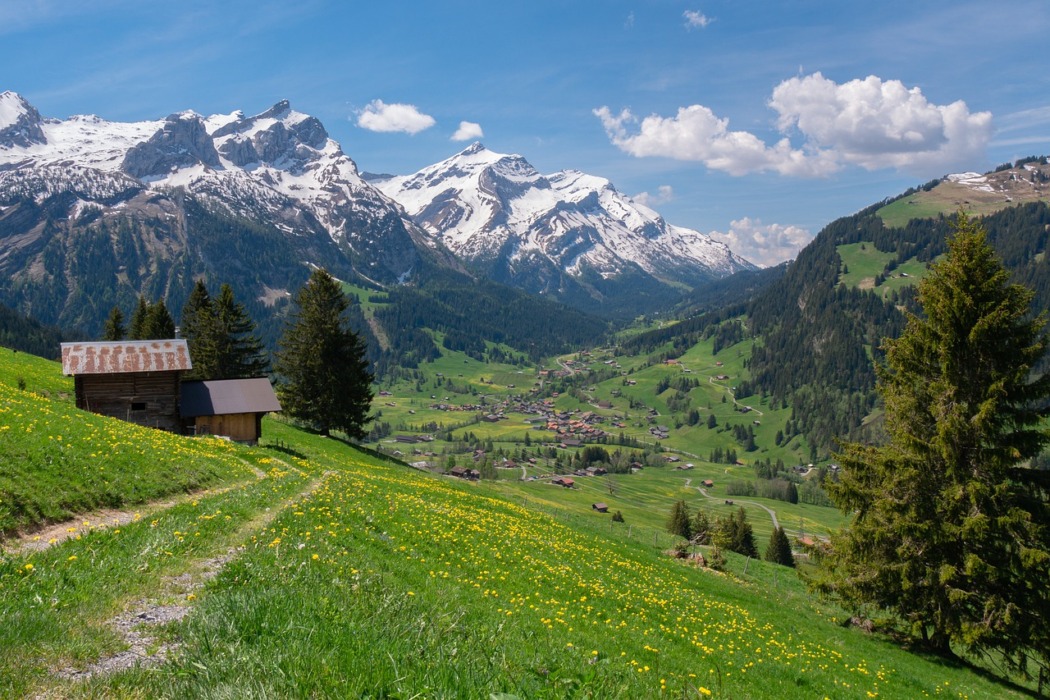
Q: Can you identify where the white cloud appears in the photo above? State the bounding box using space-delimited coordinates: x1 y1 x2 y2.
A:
595 72 992 177
451 120 484 141
632 185 674 206
683 10 711 30
594 105 832 176
709 217 812 268
356 99 435 134
624 11 635 29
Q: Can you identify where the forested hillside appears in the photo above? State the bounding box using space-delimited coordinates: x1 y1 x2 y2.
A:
626 200 1050 457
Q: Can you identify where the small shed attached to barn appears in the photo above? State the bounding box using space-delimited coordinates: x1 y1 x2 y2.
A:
180 377 281 444
61 339 192 432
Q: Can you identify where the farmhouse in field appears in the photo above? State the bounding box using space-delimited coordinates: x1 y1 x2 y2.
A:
180 377 282 444
61 339 192 432
61 339 281 441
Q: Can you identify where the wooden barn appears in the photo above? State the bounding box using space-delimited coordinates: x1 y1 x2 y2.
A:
61 339 192 432
180 378 282 444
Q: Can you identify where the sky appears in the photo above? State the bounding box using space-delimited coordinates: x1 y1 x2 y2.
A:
2 0 1049 267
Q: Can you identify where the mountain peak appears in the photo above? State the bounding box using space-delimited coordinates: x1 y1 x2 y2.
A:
0 91 46 148
259 99 292 120
461 141 487 155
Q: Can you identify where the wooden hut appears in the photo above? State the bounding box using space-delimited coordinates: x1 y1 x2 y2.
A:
61 340 191 432
180 377 282 444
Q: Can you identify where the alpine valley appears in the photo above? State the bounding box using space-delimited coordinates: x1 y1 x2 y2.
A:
0 90 751 350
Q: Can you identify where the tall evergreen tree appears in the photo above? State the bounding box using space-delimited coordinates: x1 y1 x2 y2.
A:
666 499 692 540
213 284 268 379
101 306 126 341
764 526 795 567
128 296 149 340
274 269 373 439
141 299 176 339
181 281 220 379
817 213 1050 674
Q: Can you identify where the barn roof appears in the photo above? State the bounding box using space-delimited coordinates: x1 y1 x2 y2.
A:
180 378 282 417
61 340 192 376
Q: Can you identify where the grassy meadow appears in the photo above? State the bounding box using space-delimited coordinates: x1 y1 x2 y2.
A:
0 346 1038 697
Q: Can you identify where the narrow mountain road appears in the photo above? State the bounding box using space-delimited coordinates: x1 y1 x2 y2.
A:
707 376 764 417
696 487 779 530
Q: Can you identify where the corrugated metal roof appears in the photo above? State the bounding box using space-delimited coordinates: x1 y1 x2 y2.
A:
61 340 192 376
180 377 282 418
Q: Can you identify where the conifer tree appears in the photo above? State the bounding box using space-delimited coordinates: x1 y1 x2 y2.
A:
818 213 1050 673
274 269 373 439
764 526 794 567
101 306 126 341
141 299 175 339
128 296 149 340
213 284 268 378
666 499 692 540
731 507 758 558
181 281 219 379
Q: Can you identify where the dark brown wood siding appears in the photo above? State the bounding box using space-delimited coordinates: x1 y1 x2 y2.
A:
75 371 183 431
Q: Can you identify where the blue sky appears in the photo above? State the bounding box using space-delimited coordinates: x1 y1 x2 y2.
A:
3 0 1049 266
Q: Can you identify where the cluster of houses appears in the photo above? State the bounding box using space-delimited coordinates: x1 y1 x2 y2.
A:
60 339 281 444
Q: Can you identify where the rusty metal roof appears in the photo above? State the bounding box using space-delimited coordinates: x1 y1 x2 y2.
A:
61 340 192 376
180 377 281 418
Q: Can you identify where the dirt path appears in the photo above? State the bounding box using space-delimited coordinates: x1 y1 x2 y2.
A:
696 486 780 530
4 457 270 556
51 469 329 684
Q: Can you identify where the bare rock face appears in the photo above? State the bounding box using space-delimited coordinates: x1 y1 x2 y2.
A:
122 113 221 178
0 91 47 149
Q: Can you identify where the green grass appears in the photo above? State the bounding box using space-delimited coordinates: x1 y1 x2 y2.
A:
0 352 258 536
837 243 895 289
0 349 1037 698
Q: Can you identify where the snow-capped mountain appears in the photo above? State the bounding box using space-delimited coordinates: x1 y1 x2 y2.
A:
0 91 452 334
0 91 754 332
375 143 754 305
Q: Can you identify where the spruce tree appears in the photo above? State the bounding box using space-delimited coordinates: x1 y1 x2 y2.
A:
213 284 268 378
101 306 126 341
666 499 692 540
128 296 149 340
764 526 795 567
141 299 176 339
730 507 758 558
274 269 374 439
818 213 1050 672
181 281 219 379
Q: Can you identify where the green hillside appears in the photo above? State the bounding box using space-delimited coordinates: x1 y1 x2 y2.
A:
0 349 1037 697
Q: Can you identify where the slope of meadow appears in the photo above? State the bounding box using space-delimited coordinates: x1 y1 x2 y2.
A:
0 349 1032 698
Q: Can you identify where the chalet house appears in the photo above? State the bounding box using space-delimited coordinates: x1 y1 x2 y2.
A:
61 340 192 432
449 466 480 480
551 477 575 488
592 502 609 513
180 377 282 444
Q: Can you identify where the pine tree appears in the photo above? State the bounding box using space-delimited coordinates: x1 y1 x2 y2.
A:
181 281 219 379
764 526 794 567
213 284 268 378
128 296 149 340
143 299 176 339
666 499 692 540
730 507 758 558
101 306 126 341
818 213 1050 672
274 269 374 439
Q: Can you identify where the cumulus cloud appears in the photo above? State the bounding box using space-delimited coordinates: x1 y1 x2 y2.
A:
625 11 635 29
595 72 992 177
356 99 435 134
709 217 812 268
683 10 711 29
451 121 484 141
632 185 674 206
